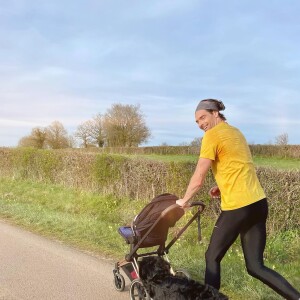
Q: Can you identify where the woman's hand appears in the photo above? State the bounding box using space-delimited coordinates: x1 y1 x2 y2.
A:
176 199 190 208
209 186 221 199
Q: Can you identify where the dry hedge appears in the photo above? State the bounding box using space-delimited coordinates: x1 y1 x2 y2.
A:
0 147 299 234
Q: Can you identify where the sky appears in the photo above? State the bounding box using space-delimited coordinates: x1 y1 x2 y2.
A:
1 0 300 147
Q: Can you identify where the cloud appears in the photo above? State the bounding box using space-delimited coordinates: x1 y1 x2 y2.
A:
0 1 300 146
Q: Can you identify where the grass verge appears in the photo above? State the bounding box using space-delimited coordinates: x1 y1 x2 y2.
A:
0 177 299 299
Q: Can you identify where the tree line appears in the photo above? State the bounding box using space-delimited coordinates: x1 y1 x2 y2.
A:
18 103 151 149
18 102 290 149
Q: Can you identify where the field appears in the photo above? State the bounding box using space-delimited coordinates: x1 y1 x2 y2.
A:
129 154 300 170
0 151 299 299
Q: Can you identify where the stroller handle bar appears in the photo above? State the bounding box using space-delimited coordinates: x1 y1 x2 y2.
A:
188 201 205 210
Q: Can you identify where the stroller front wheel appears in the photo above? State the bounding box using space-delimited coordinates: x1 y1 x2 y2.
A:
129 279 150 300
113 271 125 291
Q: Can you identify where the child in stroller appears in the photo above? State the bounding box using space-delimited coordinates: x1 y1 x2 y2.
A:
113 193 205 299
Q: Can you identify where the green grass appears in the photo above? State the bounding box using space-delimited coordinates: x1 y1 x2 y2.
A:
0 177 299 299
252 156 300 170
0 177 142 257
128 154 300 170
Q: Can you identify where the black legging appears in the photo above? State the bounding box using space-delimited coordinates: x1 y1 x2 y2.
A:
205 199 300 300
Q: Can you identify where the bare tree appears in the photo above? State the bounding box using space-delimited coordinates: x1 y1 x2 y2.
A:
275 133 289 145
189 137 202 148
18 136 35 148
67 135 77 148
75 114 105 148
75 120 94 148
45 121 70 149
103 103 151 147
89 114 105 147
18 127 47 149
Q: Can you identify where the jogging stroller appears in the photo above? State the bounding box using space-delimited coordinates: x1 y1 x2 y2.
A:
113 193 205 299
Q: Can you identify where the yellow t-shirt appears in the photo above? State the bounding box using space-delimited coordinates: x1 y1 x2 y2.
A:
200 122 265 210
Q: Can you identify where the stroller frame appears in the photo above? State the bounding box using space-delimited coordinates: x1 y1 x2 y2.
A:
113 199 205 299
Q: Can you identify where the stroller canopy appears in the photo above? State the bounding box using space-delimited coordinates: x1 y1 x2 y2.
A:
132 193 184 247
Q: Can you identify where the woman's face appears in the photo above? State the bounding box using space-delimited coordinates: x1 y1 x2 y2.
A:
195 109 220 132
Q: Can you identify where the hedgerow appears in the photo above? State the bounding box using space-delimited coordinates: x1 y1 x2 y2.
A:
0 147 299 234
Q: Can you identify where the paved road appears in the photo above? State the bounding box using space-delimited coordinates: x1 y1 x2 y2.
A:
0 220 130 300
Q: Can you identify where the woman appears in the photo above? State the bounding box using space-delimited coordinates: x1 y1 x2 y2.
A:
176 99 300 300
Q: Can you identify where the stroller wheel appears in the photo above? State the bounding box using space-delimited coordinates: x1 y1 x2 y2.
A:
175 269 190 279
113 271 125 291
129 279 150 300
